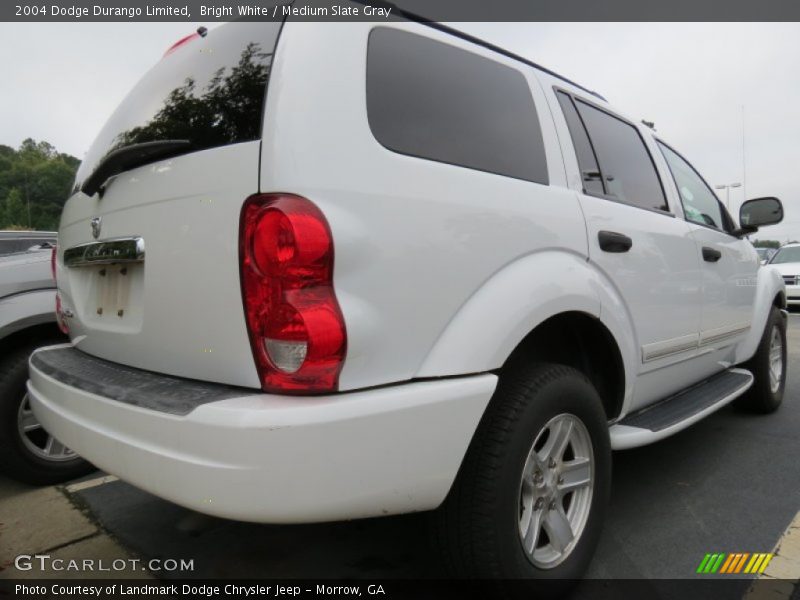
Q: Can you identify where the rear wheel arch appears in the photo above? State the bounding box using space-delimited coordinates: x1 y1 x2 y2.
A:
502 312 626 421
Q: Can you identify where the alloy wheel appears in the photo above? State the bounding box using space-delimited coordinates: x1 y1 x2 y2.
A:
17 393 76 462
518 413 594 569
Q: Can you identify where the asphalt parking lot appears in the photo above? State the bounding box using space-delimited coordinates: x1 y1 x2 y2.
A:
2 314 800 586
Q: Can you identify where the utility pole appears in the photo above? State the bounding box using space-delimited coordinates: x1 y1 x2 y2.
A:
741 105 747 201
715 182 742 212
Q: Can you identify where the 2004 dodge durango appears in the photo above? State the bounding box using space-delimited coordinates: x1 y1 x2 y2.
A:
29 13 788 582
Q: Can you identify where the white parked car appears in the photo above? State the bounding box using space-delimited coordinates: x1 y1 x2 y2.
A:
29 17 787 583
768 243 800 306
756 246 777 265
0 245 92 483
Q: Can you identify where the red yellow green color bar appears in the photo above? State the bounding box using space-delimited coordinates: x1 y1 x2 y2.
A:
696 553 774 574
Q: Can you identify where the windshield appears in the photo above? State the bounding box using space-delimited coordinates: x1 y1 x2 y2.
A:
770 247 800 264
74 21 282 192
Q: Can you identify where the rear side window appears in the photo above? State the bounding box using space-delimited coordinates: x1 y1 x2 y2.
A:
74 22 282 191
366 28 548 185
556 92 604 196
557 93 668 212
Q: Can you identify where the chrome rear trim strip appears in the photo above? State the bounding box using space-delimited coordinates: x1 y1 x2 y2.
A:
64 237 145 268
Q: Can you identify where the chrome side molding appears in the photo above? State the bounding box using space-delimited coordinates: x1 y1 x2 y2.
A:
641 334 699 363
641 322 751 364
64 237 145 268
698 322 751 346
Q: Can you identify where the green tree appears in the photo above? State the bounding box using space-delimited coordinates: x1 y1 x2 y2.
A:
115 42 270 150
752 239 781 249
1 189 28 228
0 139 79 230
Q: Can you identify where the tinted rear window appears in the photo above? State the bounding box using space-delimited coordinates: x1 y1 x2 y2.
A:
75 22 282 190
366 27 548 185
574 100 668 212
555 91 604 196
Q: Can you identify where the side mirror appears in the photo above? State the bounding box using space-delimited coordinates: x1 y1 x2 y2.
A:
739 197 783 230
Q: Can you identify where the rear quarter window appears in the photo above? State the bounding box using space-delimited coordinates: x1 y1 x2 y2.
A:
366 27 548 185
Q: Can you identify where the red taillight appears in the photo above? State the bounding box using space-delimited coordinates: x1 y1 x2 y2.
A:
52 244 69 334
55 293 69 335
50 244 57 282
163 32 200 57
239 194 346 393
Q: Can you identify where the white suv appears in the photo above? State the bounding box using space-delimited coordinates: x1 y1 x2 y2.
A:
29 17 787 582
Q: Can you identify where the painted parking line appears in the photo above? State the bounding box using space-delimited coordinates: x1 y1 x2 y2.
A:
64 474 119 494
744 510 800 599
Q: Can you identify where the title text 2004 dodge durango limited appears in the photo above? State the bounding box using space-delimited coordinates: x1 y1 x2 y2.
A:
29 14 787 581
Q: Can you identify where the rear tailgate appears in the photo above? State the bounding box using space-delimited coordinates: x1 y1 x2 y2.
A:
56 22 282 388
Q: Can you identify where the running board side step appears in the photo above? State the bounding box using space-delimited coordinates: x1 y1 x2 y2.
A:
609 368 753 450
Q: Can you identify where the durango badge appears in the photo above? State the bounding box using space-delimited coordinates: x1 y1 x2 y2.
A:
90 217 102 239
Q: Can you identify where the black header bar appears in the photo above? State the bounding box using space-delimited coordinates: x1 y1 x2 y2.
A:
3 0 800 22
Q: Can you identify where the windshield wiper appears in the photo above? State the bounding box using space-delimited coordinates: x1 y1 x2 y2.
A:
80 139 192 197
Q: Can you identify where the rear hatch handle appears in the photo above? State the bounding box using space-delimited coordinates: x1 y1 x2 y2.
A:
64 237 145 268
80 140 191 197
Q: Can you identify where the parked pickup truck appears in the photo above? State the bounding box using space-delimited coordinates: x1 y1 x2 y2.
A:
29 14 787 583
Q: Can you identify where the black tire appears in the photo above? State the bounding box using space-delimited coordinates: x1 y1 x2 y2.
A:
0 342 94 485
734 305 787 414
433 363 611 590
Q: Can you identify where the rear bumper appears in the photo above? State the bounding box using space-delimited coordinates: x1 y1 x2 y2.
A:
29 345 496 523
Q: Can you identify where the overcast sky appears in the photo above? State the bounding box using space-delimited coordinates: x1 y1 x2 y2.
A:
1 22 798 241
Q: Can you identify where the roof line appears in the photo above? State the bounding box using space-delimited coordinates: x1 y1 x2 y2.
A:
357 0 608 102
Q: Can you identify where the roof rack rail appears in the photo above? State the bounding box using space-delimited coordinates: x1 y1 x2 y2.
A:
353 0 608 102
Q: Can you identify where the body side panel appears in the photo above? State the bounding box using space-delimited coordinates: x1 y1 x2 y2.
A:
262 22 589 390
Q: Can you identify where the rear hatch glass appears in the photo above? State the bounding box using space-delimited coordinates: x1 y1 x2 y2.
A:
74 21 282 193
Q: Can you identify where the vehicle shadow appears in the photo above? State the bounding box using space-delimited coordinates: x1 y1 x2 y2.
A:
70 392 800 580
